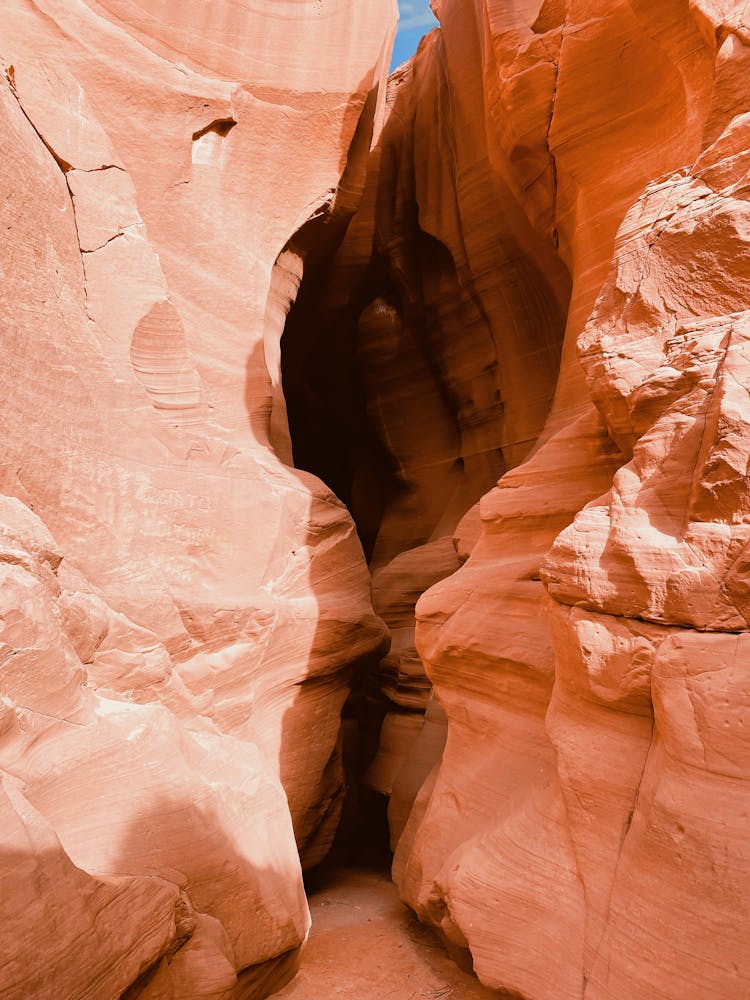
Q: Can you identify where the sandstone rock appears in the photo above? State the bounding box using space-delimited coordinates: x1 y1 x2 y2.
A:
382 3 750 999
3 0 750 997
0 775 182 1000
364 538 459 828
0 0 395 995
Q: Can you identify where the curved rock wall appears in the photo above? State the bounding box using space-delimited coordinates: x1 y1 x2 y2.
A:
3 0 750 997
385 2 750 999
279 18 573 829
0 1 395 996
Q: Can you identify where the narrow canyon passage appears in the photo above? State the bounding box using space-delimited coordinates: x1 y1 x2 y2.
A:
2 2 750 999
275 17 571 918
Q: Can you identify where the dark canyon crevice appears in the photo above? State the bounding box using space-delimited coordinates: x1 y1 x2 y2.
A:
277 30 572 882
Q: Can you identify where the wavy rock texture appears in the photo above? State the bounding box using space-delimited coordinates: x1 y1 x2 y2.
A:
279 11 572 825
3 0 750 998
0 1 395 996
364 3 750 1000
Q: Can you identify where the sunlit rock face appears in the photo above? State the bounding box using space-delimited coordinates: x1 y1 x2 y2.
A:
4 0 750 997
382 3 750 999
0 1 395 996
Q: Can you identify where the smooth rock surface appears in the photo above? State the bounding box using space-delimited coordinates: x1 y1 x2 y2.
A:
0 1 395 996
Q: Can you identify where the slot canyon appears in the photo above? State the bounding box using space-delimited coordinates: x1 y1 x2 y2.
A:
1 1 749 998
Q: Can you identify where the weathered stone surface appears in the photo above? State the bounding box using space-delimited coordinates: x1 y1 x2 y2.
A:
0 774 182 1000
0 1 395 995
364 538 458 819
377 3 750 999
3 0 750 997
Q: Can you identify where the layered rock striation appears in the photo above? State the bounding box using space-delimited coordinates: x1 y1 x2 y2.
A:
3 1 750 999
0 1 395 996
366 3 750 1000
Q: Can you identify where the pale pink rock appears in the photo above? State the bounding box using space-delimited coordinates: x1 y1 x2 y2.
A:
0 0 395 995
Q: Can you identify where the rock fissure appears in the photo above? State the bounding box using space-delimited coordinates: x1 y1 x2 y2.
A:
2 2 750 999
81 223 143 254
583 713 655 996
5 81 99 328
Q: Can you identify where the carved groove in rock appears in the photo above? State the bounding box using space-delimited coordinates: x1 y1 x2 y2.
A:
2 1 750 999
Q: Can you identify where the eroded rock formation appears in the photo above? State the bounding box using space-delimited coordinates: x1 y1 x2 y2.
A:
362 4 750 1000
3 0 750 998
0 1 395 996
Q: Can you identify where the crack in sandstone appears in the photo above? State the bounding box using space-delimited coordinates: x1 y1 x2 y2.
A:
543 30 562 248
682 326 733 532
81 222 142 255
4 72 96 322
583 714 655 998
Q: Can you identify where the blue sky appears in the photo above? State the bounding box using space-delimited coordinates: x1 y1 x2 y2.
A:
391 0 439 70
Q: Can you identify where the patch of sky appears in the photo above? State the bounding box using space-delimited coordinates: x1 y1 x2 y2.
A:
391 0 439 71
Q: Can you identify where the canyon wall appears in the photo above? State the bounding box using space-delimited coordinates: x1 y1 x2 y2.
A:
0 1 395 997
350 3 750 999
3 0 750 998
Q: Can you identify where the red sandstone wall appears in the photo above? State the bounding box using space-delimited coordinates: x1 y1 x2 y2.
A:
0 2 395 996
386 3 750 998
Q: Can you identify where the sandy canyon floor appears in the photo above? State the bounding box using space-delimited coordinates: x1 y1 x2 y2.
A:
274 870 497 1000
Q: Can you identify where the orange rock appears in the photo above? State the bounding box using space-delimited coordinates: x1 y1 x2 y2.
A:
382 3 750 999
0 0 395 995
